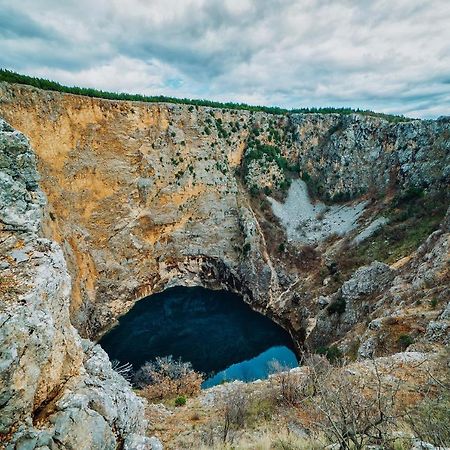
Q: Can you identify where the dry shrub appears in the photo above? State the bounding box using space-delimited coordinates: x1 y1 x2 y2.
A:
297 244 320 270
306 357 402 450
269 360 305 405
220 384 249 443
405 351 450 448
407 390 450 448
134 356 203 401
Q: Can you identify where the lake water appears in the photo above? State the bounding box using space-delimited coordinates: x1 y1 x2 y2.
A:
99 286 298 387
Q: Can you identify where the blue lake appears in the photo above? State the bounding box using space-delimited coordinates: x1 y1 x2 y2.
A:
99 286 298 387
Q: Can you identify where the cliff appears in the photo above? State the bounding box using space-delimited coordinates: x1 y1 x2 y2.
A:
0 82 448 341
0 119 160 449
0 81 448 448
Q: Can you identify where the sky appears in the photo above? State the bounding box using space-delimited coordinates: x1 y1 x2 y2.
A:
1 0 449 118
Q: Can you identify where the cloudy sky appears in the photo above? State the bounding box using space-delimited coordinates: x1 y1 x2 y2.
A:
1 0 449 118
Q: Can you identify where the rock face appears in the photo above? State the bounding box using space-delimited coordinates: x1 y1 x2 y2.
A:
0 82 448 447
0 119 156 449
292 113 450 200
0 82 448 347
307 261 396 347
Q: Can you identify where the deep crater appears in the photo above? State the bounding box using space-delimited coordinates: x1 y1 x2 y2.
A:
98 286 298 387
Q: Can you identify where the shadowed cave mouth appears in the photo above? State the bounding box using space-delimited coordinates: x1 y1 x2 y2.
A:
99 286 298 388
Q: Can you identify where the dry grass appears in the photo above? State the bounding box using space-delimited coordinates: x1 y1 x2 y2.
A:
195 429 324 450
145 351 449 449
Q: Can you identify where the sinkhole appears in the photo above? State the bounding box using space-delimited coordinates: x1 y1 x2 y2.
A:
99 286 298 388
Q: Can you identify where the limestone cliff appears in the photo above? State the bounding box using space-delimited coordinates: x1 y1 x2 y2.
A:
0 119 159 449
0 82 448 350
0 81 449 448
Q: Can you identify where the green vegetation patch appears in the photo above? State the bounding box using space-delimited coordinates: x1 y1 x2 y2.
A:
316 345 343 363
340 189 448 271
397 334 414 350
242 134 299 195
174 395 187 407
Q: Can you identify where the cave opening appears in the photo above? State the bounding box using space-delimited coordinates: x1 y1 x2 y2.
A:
98 286 298 387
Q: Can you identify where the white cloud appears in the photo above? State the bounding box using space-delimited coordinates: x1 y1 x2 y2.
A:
0 0 449 117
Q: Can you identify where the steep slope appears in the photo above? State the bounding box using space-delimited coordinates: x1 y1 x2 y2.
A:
0 119 160 449
0 81 448 355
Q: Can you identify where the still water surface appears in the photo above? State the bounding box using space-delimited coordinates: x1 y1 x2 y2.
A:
99 286 298 387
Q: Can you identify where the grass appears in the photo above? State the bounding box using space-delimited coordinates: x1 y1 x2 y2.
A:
0 68 413 122
355 214 443 264
337 189 448 276
196 430 325 450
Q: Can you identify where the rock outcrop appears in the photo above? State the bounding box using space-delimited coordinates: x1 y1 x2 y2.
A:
0 119 158 449
292 113 450 200
0 81 448 446
0 82 448 347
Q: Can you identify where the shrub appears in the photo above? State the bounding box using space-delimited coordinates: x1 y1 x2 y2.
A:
175 395 187 406
249 185 259 197
308 357 402 450
134 356 203 401
220 384 249 442
406 386 450 447
269 360 304 405
327 297 346 315
397 334 414 350
316 345 343 363
430 298 438 308
301 171 311 182
394 187 424 206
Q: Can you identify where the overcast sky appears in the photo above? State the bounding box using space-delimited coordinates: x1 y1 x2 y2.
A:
1 0 449 118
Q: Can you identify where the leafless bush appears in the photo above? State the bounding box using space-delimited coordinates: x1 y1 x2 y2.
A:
306 357 402 449
301 354 332 396
405 360 450 448
134 356 203 401
407 391 450 448
269 360 304 405
111 359 133 382
220 384 249 443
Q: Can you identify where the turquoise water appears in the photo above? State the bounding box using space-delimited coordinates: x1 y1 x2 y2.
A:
99 286 298 387
202 345 297 388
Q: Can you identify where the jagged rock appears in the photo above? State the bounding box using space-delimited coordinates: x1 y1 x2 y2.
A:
306 262 395 348
440 302 450 320
358 336 377 359
353 216 389 245
0 83 448 447
425 321 449 343
317 296 330 308
0 118 44 232
411 439 450 450
340 261 394 302
0 121 149 449
124 435 164 450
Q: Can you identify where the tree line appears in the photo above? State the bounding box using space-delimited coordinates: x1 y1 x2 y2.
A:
0 68 412 123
